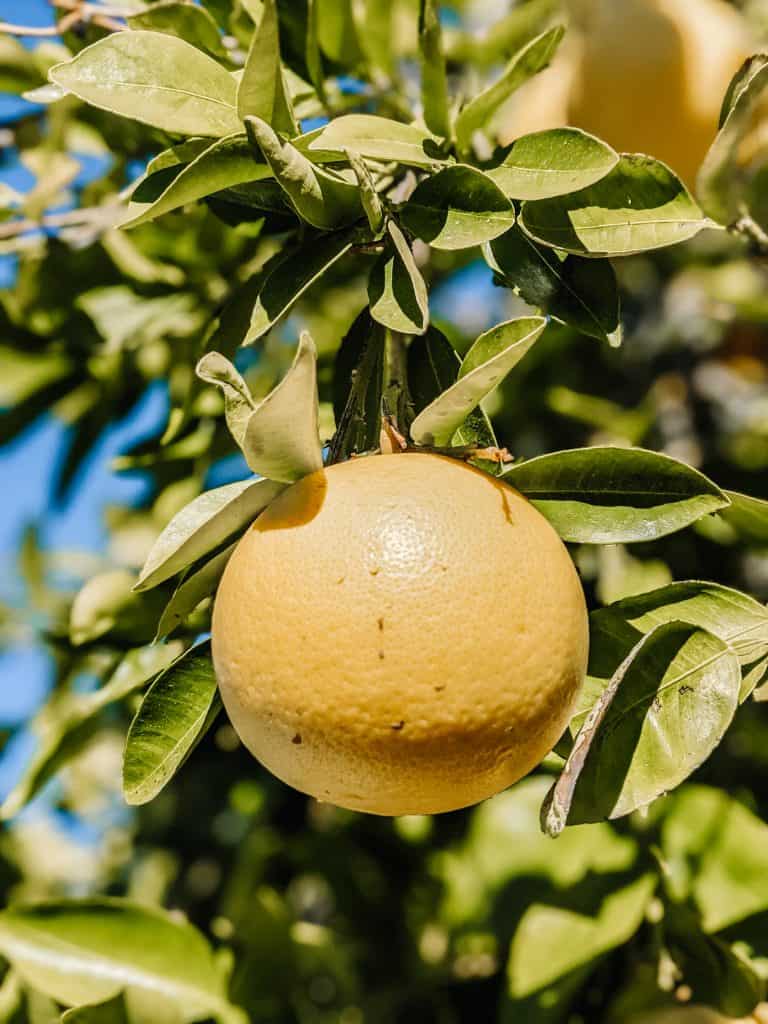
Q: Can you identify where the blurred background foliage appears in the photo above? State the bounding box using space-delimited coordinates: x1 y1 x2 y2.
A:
1 1 768 1022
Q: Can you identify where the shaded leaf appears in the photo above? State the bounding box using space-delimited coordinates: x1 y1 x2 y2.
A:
328 310 386 463
237 0 296 134
591 581 768 680
455 26 564 153
197 334 323 483
123 135 270 228
697 55 768 224
544 623 741 831
521 155 710 257
245 116 361 229
419 0 451 140
369 221 429 335
489 128 618 201
487 226 621 344
0 899 236 1021
49 32 241 137
136 477 285 590
245 230 355 343
307 114 444 168
0 643 182 821
503 447 730 543
401 164 516 251
407 325 497 450
123 644 221 806
411 316 546 445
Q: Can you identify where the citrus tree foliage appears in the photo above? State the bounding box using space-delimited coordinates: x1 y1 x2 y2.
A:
2 1 768 1021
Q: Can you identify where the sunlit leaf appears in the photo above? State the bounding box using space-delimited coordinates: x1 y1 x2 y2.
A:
198 334 323 483
128 2 229 60
407 325 497 450
521 155 710 256
544 623 741 831
411 316 546 445
698 55 768 224
402 165 516 251
136 477 285 591
489 128 618 201
156 543 236 640
503 447 730 543
245 116 361 229
307 114 445 168
0 899 238 1021
49 32 241 137
123 135 271 228
455 26 564 153
237 0 296 134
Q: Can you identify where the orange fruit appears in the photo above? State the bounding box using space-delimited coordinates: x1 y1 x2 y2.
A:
212 453 588 816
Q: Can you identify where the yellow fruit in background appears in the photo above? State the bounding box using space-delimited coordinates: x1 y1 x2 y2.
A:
502 0 754 186
212 453 589 816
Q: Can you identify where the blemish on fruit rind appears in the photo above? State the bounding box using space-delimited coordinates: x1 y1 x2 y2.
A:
292 734 302 745
390 721 405 731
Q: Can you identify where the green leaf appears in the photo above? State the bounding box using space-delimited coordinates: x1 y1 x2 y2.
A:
315 0 362 66
486 226 621 344
411 316 546 445
697 55 768 224
329 310 386 463
0 899 236 1021
488 128 619 201
123 135 271 228
508 874 655 1000
245 230 355 343
49 32 241 137
136 477 285 590
307 114 445 168
407 325 498 450
245 116 361 229
591 581 768 681
662 786 768 933
346 150 385 234
0 643 182 821
123 644 221 806
543 622 741 831
401 164 516 251
128 2 229 60
502 447 730 544
455 26 564 154
237 0 297 134
719 490 768 545
520 155 710 257
61 994 129 1023
369 221 429 335
156 543 236 640
419 0 451 140
198 334 323 483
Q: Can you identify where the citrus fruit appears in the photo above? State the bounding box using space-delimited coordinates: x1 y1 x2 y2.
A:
212 453 589 816
502 0 754 187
